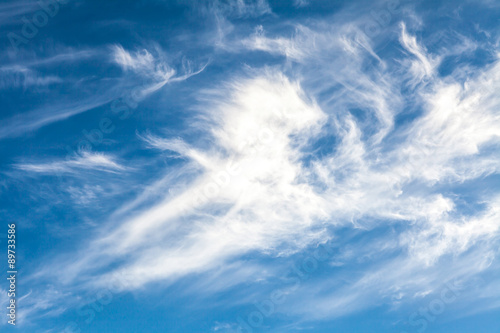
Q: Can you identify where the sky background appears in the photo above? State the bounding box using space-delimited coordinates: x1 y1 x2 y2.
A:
1 0 500 332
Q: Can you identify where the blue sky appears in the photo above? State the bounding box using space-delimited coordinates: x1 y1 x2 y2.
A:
1 0 500 332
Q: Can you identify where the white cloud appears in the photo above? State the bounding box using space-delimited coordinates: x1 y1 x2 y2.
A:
31 6 500 325
67 184 104 205
399 22 438 87
212 0 272 18
111 44 208 99
15 151 127 174
0 94 115 140
0 65 62 89
55 70 329 288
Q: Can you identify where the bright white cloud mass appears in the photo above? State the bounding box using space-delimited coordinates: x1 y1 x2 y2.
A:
1 0 500 332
